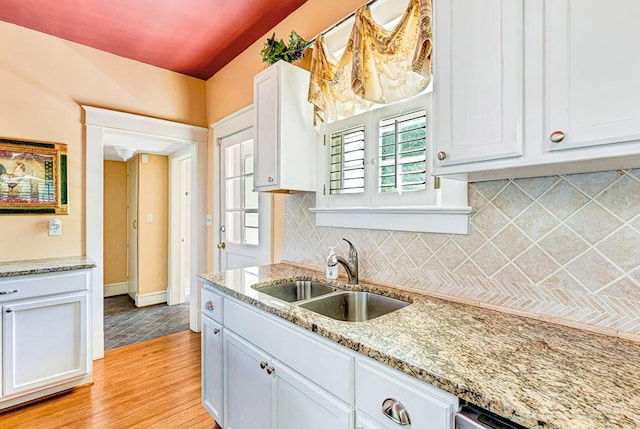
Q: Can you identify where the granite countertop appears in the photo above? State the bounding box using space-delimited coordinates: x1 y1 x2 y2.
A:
0 256 96 278
199 263 640 429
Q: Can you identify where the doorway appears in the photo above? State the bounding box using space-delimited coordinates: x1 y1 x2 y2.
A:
84 106 208 359
169 149 192 305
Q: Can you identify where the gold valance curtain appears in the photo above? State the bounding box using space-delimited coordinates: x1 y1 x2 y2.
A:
308 0 432 126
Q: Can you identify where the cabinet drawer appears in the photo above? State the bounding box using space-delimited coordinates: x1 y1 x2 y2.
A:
0 271 90 304
356 359 458 429
201 287 223 323
224 298 354 404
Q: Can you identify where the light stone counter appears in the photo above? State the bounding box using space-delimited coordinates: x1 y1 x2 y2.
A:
198 263 640 429
0 256 96 278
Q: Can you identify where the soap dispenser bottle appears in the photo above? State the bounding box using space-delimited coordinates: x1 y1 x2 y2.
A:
326 247 338 280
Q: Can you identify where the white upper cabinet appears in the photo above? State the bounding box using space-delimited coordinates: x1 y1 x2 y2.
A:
544 0 640 151
433 0 640 181
433 0 524 167
253 61 316 192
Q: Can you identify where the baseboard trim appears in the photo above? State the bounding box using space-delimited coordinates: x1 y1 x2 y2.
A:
134 291 167 307
104 282 128 297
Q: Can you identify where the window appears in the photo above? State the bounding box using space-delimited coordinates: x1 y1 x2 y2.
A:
311 93 471 234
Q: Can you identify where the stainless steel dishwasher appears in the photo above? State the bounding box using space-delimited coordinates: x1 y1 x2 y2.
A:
456 404 527 429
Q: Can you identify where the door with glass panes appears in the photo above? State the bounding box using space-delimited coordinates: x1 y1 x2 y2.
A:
218 127 272 271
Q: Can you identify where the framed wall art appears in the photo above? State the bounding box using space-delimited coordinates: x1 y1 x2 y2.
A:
0 138 68 214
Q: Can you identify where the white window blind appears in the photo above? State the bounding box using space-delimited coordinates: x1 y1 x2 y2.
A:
329 125 365 194
378 109 427 193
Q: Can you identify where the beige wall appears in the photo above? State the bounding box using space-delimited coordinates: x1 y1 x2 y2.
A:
0 21 206 263
103 161 128 285
205 0 368 271
137 154 169 295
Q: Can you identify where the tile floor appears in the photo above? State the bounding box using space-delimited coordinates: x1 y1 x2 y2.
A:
104 295 190 351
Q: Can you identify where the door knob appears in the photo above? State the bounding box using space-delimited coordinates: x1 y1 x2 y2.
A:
267 176 274 183
266 366 275 375
213 328 220 335
437 151 447 161
260 361 268 369
550 130 566 143
217 242 226 249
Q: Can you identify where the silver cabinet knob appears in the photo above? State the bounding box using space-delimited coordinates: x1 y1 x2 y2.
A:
550 130 566 143
266 366 275 375
381 398 411 425
0 289 18 295
260 361 268 369
213 328 220 335
437 151 447 161
267 176 274 183
205 301 214 311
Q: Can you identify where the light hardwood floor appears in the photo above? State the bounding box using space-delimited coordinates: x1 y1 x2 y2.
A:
0 331 220 429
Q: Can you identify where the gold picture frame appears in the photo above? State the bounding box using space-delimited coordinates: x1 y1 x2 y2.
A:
0 138 68 214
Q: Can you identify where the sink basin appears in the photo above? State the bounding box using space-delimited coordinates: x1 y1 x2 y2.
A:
253 281 337 302
299 291 408 322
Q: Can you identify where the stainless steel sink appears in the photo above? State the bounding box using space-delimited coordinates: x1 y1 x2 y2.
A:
253 281 337 302
299 291 408 322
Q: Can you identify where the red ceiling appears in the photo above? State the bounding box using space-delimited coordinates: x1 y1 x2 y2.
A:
0 0 308 80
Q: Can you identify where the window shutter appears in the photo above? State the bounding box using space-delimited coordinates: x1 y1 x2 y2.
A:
378 109 427 193
329 125 366 194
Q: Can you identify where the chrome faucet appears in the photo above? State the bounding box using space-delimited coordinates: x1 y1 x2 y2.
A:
328 238 359 284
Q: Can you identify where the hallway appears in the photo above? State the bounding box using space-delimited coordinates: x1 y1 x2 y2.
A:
104 295 190 351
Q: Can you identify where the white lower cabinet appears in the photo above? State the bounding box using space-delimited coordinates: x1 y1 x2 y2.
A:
356 359 458 429
201 285 458 429
202 315 224 425
224 331 272 429
274 360 354 429
3 292 88 397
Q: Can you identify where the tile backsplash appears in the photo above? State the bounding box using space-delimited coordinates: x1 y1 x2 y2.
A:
283 169 640 340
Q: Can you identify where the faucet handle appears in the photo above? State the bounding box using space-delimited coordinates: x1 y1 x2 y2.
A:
342 238 357 258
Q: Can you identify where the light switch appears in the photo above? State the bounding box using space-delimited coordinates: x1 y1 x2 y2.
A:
48 218 62 236
146 213 153 223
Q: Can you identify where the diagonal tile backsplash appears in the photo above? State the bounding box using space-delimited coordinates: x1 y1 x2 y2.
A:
283 169 640 340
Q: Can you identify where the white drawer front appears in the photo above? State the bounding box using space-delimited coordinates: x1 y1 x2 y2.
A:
201 287 223 323
356 359 458 429
224 298 354 404
0 270 90 304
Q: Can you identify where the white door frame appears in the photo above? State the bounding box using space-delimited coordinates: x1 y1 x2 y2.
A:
212 105 272 271
84 106 208 359
168 147 192 305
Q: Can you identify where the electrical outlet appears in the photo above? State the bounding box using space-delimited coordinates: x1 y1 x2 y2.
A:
48 218 62 236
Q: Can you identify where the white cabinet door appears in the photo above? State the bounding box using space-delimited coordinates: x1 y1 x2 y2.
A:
545 0 640 152
3 292 88 396
356 359 457 429
433 0 524 168
274 360 354 429
223 331 272 429
253 61 316 192
254 65 279 190
202 315 224 425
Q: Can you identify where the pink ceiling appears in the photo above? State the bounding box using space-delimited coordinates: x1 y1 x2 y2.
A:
0 0 308 80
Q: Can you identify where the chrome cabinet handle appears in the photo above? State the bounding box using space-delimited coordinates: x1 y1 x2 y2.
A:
5 308 13 313
437 151 447 161
550 130 566 143
260 361 268 369
213 328 220 335
381 398 411 425
266 366 274 375
0 289 18 295
205 301 214 311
